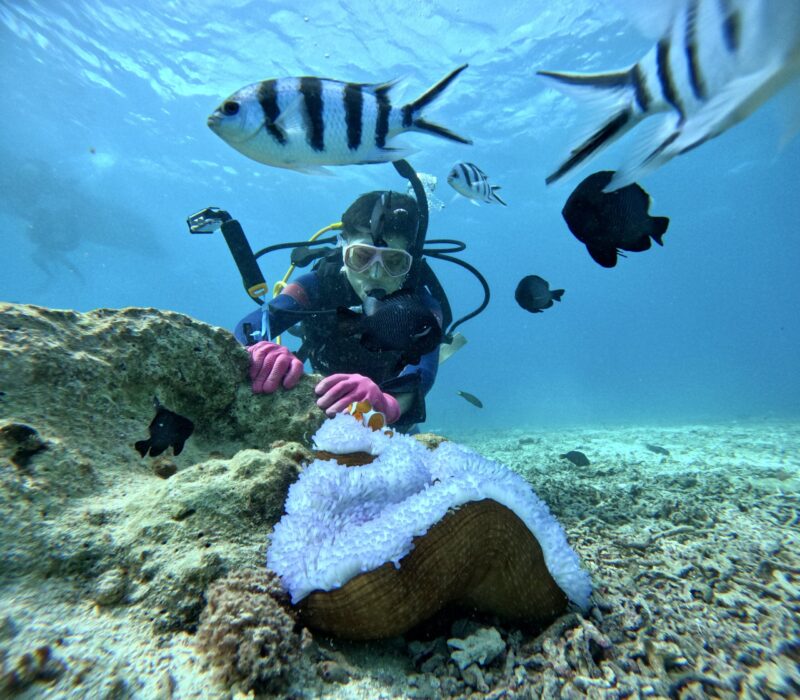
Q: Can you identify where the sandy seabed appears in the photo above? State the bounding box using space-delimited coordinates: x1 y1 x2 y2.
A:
1 419 798 699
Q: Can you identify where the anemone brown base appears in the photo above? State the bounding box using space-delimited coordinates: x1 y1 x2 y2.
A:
298 499 569 640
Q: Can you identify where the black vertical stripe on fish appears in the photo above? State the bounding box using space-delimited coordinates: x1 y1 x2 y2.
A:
374 85 391 148
343 82 363 150
631 64 651 112
718 0 741 52
300 77 325 152
460 162 473 188
545 108 632 185
656 38 685 121
684 0 708 100
401 105 412 127
257 80 287 145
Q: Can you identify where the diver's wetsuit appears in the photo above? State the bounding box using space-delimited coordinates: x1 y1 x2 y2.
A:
234 260 441 431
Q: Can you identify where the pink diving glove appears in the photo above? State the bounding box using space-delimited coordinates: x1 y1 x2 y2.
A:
315 373 401 423
247 341 305 394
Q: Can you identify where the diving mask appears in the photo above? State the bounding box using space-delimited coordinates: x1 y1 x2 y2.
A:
343 243 413 278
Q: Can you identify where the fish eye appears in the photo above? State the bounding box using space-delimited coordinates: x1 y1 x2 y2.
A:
449 169 458 178
222 101 239 116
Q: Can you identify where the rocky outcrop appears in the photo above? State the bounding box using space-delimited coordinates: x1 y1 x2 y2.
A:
0 303 322 632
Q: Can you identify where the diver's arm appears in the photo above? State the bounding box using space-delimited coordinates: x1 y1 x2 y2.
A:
233 272 321 345
380 347 440 424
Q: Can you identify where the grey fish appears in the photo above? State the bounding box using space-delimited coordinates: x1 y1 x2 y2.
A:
562 170 669 268
515 275 564 313
447 162 506 206
560 450 590 467
208 65 471 174
539 1 800 189
456 390 483 408
645 443 671 456
135 398 194 458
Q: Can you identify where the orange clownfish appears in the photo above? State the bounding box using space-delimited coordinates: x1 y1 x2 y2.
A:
344 401 394 436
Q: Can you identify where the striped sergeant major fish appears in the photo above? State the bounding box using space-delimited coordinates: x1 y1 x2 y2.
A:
208 66 471 174
538 0 800 190
447 162 507 205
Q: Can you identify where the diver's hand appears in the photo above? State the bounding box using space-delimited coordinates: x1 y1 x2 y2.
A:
247 342 304 393
315 373 401 423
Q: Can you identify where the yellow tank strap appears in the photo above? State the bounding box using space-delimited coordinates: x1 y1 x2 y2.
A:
274 221 342 345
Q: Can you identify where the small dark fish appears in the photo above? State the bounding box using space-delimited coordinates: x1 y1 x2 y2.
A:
515 275 564 314
337 290 442 367
562 170 669 268
645 444 670 456
560 450 590 467
135 398 194 458
457 390 483 408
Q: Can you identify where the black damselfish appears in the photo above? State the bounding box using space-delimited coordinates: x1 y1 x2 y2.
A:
135 399 194 458
560 450 590 467
515 275 564 314
562 170 669 268
337 291 442 367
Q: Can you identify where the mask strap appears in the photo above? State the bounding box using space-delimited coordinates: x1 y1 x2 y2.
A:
369 193 388 247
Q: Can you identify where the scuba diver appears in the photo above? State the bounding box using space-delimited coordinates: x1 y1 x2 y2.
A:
188 161 488 432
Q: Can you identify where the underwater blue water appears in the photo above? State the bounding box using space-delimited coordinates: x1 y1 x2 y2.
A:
1 0 798 433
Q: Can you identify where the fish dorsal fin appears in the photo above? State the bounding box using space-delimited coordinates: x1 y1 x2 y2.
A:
469 163 488 177
537 69 634 112
538 69 642 184
364 75 409 101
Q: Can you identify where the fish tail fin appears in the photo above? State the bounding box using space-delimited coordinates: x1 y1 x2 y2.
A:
490 185 507 206
551 289 565 301
538 66 645 184
651 217 669 245
403 64 472 145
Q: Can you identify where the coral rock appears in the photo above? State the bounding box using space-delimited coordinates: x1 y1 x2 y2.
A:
196 569 302 694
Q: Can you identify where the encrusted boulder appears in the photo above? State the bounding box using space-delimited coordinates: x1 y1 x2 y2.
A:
0 303 322 630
